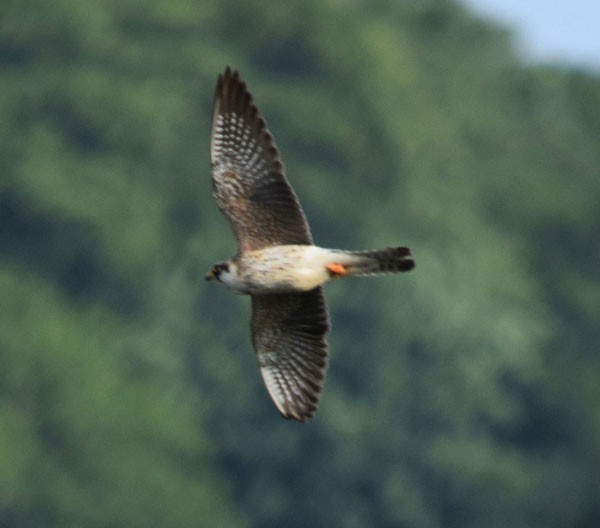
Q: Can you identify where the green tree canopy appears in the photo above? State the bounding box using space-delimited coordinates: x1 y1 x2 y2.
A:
1 0 599 527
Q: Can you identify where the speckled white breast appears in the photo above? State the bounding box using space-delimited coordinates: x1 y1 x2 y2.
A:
228 245 339 294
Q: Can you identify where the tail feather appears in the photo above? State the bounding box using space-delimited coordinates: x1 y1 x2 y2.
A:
339 247 415 276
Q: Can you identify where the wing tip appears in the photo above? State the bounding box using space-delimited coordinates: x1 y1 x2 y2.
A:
260 364 324 423
215 66 252 117
214 67 275 151
279 401 318 423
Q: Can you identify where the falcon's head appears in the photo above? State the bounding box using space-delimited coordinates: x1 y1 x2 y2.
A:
205 261 232 283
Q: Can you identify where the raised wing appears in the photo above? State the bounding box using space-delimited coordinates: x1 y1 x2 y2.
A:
210 67 313 252
251 288 330 422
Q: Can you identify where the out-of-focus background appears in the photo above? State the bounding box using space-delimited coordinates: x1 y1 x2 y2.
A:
462 0 600 70
1 1 599 527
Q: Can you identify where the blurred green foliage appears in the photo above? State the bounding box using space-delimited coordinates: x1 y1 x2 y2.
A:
1 0 599 527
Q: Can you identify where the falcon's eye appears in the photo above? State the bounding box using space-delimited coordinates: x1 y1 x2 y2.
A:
215 262 229 275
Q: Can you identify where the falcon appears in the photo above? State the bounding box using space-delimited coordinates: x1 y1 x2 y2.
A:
206 67 415 422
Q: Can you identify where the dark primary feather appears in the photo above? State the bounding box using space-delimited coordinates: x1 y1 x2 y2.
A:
251 288 330 422
210 67 313 252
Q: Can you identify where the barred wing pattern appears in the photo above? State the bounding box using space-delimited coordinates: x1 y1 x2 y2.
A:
251 288 330 422
210 67 313 252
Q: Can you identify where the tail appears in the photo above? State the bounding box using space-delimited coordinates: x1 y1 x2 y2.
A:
332 247 415 277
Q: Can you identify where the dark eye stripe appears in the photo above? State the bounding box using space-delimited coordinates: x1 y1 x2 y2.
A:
215 263 229 273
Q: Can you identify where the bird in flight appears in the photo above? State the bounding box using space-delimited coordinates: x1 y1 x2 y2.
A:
206 67 415 422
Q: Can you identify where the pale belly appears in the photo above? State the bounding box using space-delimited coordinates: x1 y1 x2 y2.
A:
233 245 335 294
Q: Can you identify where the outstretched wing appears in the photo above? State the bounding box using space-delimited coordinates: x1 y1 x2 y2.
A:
251 288 330 422
210 67 313 252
